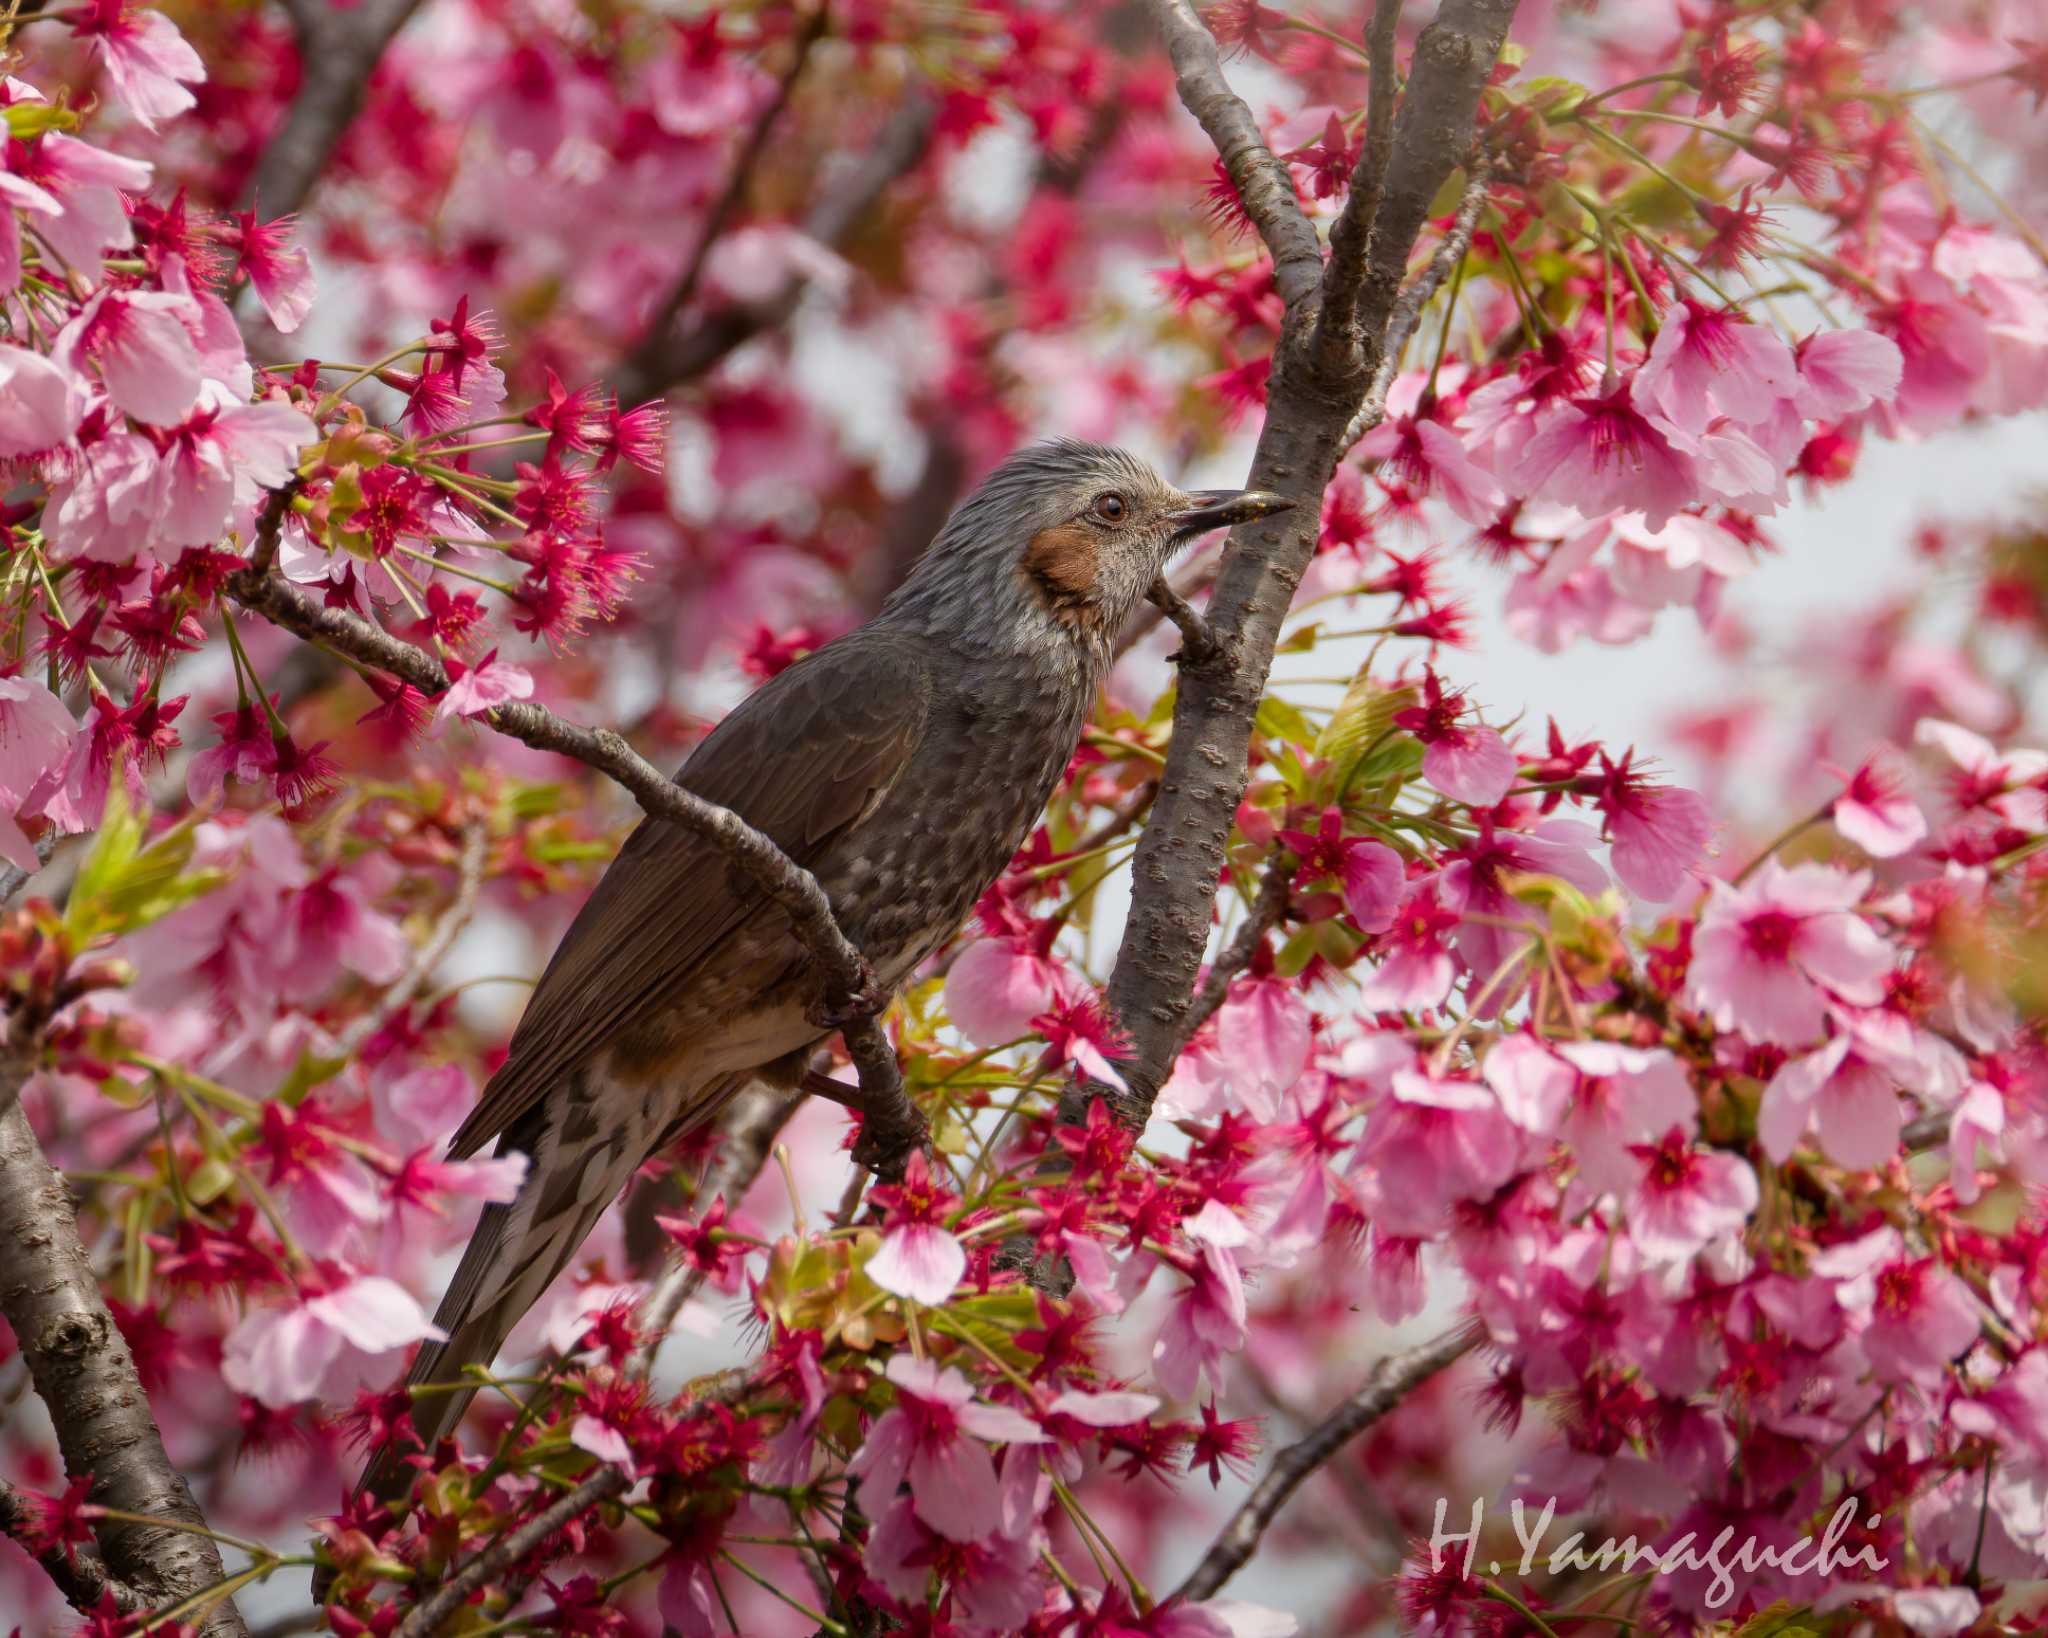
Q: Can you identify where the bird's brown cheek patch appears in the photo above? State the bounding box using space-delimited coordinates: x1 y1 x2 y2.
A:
1022 522 1105 628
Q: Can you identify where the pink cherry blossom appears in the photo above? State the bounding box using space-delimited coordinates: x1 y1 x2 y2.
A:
1487 1035 1696 1194
863 1494 1043 1632
1635 298 1799 429
1394 671 1516 806
0 676 76 871
1760 1032 1903 1170
1213 977 1310 1121
1624 1128 1759 1264
1914 717 2048 833
1277 806 1403 932
0 343 86 459
944 935 1061 1047
436 650 536 720
221 1275 442 1408
1510 383 1703 532
1359 882 1459 1010
66 0 205 130
1152 1200 1254 1400
1686 861 1892 1045
1831 754 1927 857
1811 1227 1980 1386
845 1355 1043 1545
1352 1069 1522 1237
1794 327 1905 419
156 392 317 548
229 209 315 333
865 1152 966 1305
1588 751 1713 901
62 287 204 426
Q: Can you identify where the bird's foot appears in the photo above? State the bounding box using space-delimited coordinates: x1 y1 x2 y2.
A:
806 959 887 1031
802 1067 930 1182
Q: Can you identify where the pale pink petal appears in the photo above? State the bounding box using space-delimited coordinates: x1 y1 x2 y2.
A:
1422 727 1515 806
867 1222 965 1304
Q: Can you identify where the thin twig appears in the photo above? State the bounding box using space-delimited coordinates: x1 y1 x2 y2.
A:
613 96 934 402
1183 862 1292 1037
0 1478 136 1614
1312 0 1406 374
1339 158 1495 456
1172 1322 1482 1603
333 820 488 1060
625 9 829 379
1141 0 1324 311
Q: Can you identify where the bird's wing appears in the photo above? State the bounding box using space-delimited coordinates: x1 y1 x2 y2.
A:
447 632 934 1161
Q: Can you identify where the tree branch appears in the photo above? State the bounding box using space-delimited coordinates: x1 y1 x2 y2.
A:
612 94 934 404
0 1477 136 1615
1340 156 1495 456
1172 1322 1481 1603
618 9 827 392
1140 0 1324 312
1311 0 1405 374
1068 0 1520 1131
226 558 922 1176
248 0 427 215
0 1095 249 1636
391 1088 796 1635
1183 862 1292 1037
1350 0 1516 383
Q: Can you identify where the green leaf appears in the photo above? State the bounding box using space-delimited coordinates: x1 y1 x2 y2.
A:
274 1048 348 1106
1515 75 1588 118
1254 694 1317 750
63 775 224 944
1316 675 1416 765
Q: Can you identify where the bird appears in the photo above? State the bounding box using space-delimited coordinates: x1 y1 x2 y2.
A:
344 439 1290 1519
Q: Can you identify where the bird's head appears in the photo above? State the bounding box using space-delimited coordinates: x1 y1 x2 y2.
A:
882 439 1292 657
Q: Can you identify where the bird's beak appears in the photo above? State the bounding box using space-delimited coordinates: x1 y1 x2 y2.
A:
1167 488 1295 541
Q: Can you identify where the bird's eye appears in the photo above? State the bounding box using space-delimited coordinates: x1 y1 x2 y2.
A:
1092 493 1127 523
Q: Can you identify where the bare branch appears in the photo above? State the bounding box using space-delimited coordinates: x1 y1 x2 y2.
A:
0 1093 249 1636
1184 862 1292 1037
333 819 488 1061
0 828 59 919
227 560 919 1175
1173 1322 1482 1603
1340 158 1495 456
0 1477 136 1614
1140 0 1324 311
1145 575 1225 668
248 0 427 215
393 1090 793 1633
613 95 934 403
1312 0 1405 374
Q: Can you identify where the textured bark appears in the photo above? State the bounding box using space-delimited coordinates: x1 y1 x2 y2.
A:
248 0 426 214
1066 0 1520 1129
0 1097 247 1635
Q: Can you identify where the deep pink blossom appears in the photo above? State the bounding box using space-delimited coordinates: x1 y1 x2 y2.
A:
845 1355 1043 1544
1831 754 1927 857
1686 862 1892 1044
1635 299 1799 429
436 650 535 721
1394 671 1516 807
1625 1127 1759 1263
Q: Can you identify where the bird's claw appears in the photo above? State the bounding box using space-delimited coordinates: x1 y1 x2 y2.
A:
851 1102 931 1183
807 962 886 1031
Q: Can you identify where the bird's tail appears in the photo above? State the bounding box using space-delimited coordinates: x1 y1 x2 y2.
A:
353 1066 659 1512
